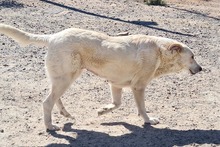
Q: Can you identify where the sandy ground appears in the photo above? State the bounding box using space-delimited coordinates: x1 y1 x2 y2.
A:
0 0 220 146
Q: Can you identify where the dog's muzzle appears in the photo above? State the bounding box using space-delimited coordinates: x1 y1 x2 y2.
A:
189 66 202 75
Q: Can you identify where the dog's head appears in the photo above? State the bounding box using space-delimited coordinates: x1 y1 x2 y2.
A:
168 43 202 75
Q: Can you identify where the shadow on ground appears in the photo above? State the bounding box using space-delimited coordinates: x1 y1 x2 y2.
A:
169 6 220 21
46 122 220 147
40 0 193 37
0 0 24 8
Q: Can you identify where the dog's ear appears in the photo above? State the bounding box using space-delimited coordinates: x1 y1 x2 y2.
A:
168 43 183 54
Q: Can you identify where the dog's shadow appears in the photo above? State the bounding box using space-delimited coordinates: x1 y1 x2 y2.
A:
46 122 220 147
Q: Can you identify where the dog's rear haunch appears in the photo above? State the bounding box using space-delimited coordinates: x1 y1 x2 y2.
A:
0 24 202 131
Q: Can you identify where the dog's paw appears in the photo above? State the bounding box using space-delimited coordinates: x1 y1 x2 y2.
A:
97 108 107 116
145 117 159 125
97 104 116 116
46 124 60 131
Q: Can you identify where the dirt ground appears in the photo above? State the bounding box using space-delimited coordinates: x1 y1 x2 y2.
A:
0 0 219 146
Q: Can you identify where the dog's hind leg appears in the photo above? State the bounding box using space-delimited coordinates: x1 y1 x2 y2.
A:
43 51 82 131
97 84 122 116
43 73 75 131
56 99 74 119
43 69 82 131
56 53 82 119
55 70 82 119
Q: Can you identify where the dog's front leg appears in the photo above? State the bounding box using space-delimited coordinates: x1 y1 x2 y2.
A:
131 87 159 125
97 84 122 116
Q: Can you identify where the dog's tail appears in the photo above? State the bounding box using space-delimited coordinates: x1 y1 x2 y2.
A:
0 24 51 47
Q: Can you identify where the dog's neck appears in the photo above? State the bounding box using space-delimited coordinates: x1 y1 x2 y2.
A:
154 51 183 78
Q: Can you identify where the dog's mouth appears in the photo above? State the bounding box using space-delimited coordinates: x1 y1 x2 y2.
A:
189 69 196 75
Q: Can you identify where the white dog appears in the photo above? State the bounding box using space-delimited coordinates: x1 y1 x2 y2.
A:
0 24 202 131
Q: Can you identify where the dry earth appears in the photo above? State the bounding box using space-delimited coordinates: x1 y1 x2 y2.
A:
0 0 220 146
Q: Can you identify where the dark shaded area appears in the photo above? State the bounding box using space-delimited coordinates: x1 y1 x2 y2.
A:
46 122 220 147
40 0 193 37
0 0 24 8
146 0 167 6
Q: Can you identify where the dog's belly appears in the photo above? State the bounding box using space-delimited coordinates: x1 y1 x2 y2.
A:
86 65 135 88
108 80 131 88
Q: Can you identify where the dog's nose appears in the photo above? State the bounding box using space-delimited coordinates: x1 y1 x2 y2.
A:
199 66 202 72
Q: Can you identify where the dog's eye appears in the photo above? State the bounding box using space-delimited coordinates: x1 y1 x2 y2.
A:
191 56 194 59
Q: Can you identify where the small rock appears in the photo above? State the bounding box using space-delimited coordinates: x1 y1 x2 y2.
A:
38 132 44 135
3 64 9 67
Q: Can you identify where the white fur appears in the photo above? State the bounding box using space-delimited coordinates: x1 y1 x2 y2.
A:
0 24 202 131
